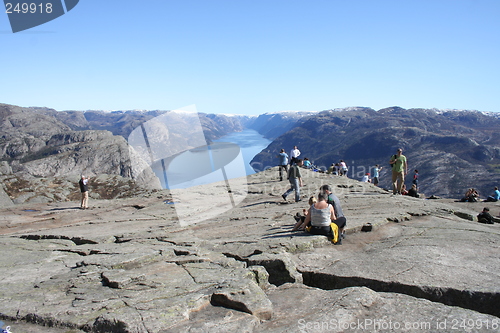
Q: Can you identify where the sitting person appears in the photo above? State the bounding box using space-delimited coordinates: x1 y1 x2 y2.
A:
320 184 347 241
327 163 335 174
485 187 500 202
477 207 494 224
304 193 336 237
407 184 419 198
292 196 317 231
361 173 371 182
401 184 408 195
293 193 340 243
302 158 312 169
461 188 479 202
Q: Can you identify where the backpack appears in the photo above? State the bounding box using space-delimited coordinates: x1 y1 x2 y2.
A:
390 155 396 168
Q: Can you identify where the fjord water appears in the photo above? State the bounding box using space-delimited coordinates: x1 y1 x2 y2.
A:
152 129 271 189
214 129 272 175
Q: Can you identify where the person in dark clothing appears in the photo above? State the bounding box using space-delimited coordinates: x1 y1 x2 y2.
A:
79 175 90 209
408 184 419 198
282 159 303 202
477 207 494 224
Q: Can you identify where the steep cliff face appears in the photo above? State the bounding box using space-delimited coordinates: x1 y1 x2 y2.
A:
16 131 148 180
201 113 245 142
247 111 320 139
251 107 500 198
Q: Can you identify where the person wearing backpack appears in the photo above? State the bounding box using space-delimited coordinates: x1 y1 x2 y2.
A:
389 148 408 195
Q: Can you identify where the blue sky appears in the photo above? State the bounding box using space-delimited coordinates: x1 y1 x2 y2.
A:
1 0 499 115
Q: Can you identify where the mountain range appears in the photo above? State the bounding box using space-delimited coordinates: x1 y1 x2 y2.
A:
0 103 247 205
251 106 500 198
1 102 499 204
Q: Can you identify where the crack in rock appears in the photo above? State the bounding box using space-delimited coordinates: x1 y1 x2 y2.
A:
301 271 500 318
20 234 98 245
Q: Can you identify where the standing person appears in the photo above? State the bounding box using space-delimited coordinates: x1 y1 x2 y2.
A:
79 175 90 209
282 159 303 202
277 149 289 181
389 148 408 195
412 169 419 189
320 185 347 243
372 164 383 186
289 146 301 165
339 160 348 177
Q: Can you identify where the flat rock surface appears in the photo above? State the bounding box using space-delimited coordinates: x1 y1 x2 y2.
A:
1 167 499 332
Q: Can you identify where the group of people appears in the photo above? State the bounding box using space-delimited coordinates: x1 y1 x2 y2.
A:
461 187 499 225
326 160 349 176
277 147 347 244
291 185 347 245
460 187 499 203
283 144 498 245
279 146 321 202
277 146 319 182
383 148 419 197
282 147 419 197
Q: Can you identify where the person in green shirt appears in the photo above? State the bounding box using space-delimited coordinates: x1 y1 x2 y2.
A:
389 148 408 195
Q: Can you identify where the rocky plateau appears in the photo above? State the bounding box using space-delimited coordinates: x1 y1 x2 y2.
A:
1 168 499 332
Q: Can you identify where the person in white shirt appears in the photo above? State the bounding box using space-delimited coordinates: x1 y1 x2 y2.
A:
361 173 371 182
289 146 301 165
